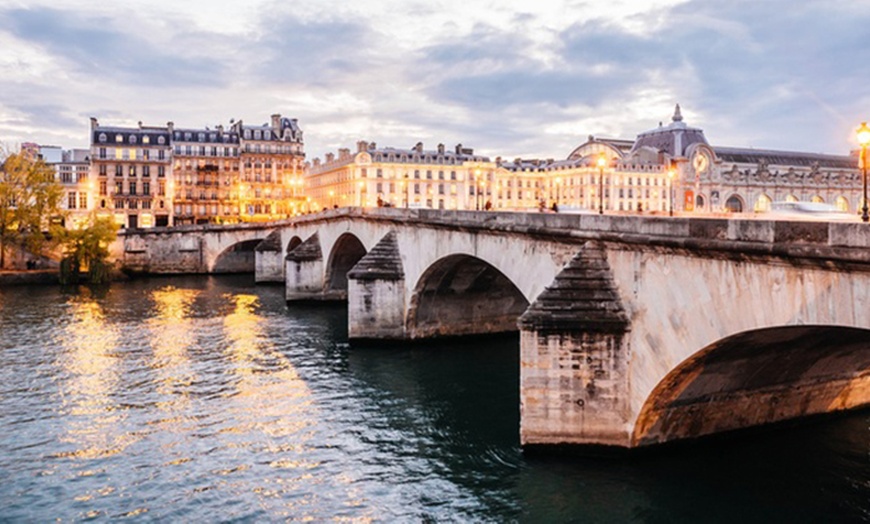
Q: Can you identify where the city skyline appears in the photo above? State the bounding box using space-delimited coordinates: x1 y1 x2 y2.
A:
2 0 869 160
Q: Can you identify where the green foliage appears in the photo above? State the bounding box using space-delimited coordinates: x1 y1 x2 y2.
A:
57 213 119 285
0 150 64 268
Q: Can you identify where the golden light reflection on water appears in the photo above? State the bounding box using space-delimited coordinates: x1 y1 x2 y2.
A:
222 293 315 438
57 293 136 461
221 293 329 512
148 286 198 416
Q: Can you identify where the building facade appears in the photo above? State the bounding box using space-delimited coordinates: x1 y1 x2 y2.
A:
307 141 496 210
88 113 305 228
37 145 92 228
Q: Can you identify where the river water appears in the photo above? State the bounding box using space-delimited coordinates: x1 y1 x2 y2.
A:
0 276 867 522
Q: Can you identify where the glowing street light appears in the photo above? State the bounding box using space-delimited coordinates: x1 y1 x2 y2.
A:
596 153 606 214
857 122 870 222
667 166 676 217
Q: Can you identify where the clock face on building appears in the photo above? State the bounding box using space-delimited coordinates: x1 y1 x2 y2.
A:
693 152 709 173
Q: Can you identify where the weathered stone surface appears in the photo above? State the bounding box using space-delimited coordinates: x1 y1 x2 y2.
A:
519 242 629 333
285 232 322 262
347 231 403 281
255 230 282 252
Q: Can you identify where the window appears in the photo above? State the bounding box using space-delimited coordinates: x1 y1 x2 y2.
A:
99 147 106 159
143 165 150 177
98 133 107 143
143 182 150 195
143 136 150 145
158 182 165 196
158 136 165 145
115 134 123 143
158 166 165 178
129 181 137 195
129 165 136 177
68 192 77 209
99 181 107 196
158 150 165 160
115 165 123 176
129 135 137 144
79 193 87 209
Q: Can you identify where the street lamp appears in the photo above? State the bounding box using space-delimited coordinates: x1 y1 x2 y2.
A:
596 153 606 214
857 122 870 222
667 166 676 217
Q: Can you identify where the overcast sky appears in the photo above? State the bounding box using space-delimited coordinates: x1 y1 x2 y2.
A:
1 0 869 161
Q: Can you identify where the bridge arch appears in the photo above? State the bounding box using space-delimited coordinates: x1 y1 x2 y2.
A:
213 239 263 273
325 232 367 294
632 325 870 447
406 254 530 339
286 236 303 254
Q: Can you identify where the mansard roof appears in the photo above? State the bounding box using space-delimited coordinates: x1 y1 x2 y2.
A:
91 126 171 146
713 147 856 169
172 128 240 144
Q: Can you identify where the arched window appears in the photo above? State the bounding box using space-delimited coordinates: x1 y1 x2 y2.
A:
158 136 165 145
129 135 137 144
725 195 744 213
696 194 706 209
754 194 772 212
115 134 123 143
835 196 849 212
785 194 798 202
811 195 824 203
98 133 107 143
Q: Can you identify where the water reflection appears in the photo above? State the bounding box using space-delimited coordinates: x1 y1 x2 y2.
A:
148 286 198 418
57 292 133 460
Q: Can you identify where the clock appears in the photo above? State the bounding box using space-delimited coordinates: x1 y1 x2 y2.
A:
693 152 709 173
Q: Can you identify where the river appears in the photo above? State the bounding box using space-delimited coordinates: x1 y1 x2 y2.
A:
0 276 867 522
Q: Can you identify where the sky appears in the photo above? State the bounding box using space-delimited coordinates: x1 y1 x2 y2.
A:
1 0 869 161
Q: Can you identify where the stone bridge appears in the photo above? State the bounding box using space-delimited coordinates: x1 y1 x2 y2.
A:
116 208 870 449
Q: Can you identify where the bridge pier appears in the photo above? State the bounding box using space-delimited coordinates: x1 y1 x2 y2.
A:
519 243 633 447
284 233 337 301
347 232 406 340
254 231 284 283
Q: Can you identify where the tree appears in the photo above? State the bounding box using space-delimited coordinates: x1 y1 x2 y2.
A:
0 150 64 268
56 213 119 285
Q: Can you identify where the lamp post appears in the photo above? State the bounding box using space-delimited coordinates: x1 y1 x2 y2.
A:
667 166 676 217
596 153 606 214
857 122 870 222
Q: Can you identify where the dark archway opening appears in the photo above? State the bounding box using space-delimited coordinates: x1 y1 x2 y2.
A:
725 195 744 213
633 326 870 447
213 239 263 273
326 233 367 294
408 254 529 339
286 236 302 254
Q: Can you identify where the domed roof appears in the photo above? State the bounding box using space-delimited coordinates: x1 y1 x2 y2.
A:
629 104 709 158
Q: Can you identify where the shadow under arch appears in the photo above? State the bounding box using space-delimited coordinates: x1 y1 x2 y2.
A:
325 233 367 295
407 254 530 339
213 239 264 273
286 236 302 255
632 325 870 447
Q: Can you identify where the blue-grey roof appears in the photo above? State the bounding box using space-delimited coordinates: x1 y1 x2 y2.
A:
713 146 856 169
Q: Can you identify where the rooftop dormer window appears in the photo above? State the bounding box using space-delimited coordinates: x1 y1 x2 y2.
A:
98 133 107 143
143 136 150 144
115 134 123 143
158 136 165 145
129 135 137 144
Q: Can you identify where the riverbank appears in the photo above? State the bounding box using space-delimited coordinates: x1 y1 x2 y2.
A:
0 270 59 286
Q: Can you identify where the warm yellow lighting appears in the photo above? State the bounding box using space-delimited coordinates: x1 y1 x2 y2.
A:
857 122 870 147
596 153 606 168
667 168 676 180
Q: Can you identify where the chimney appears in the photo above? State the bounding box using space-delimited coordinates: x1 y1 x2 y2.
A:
455 143 462 154
437 143 445 154
167 121 174 132
369 142 377 150
325 152 335 162
90 117 98 131
217 124 223 134
414 142 423 153
357 140 369 152
271 114 281 129
338 148 350 158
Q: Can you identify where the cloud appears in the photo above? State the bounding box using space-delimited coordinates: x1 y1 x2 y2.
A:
0 6 226 87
